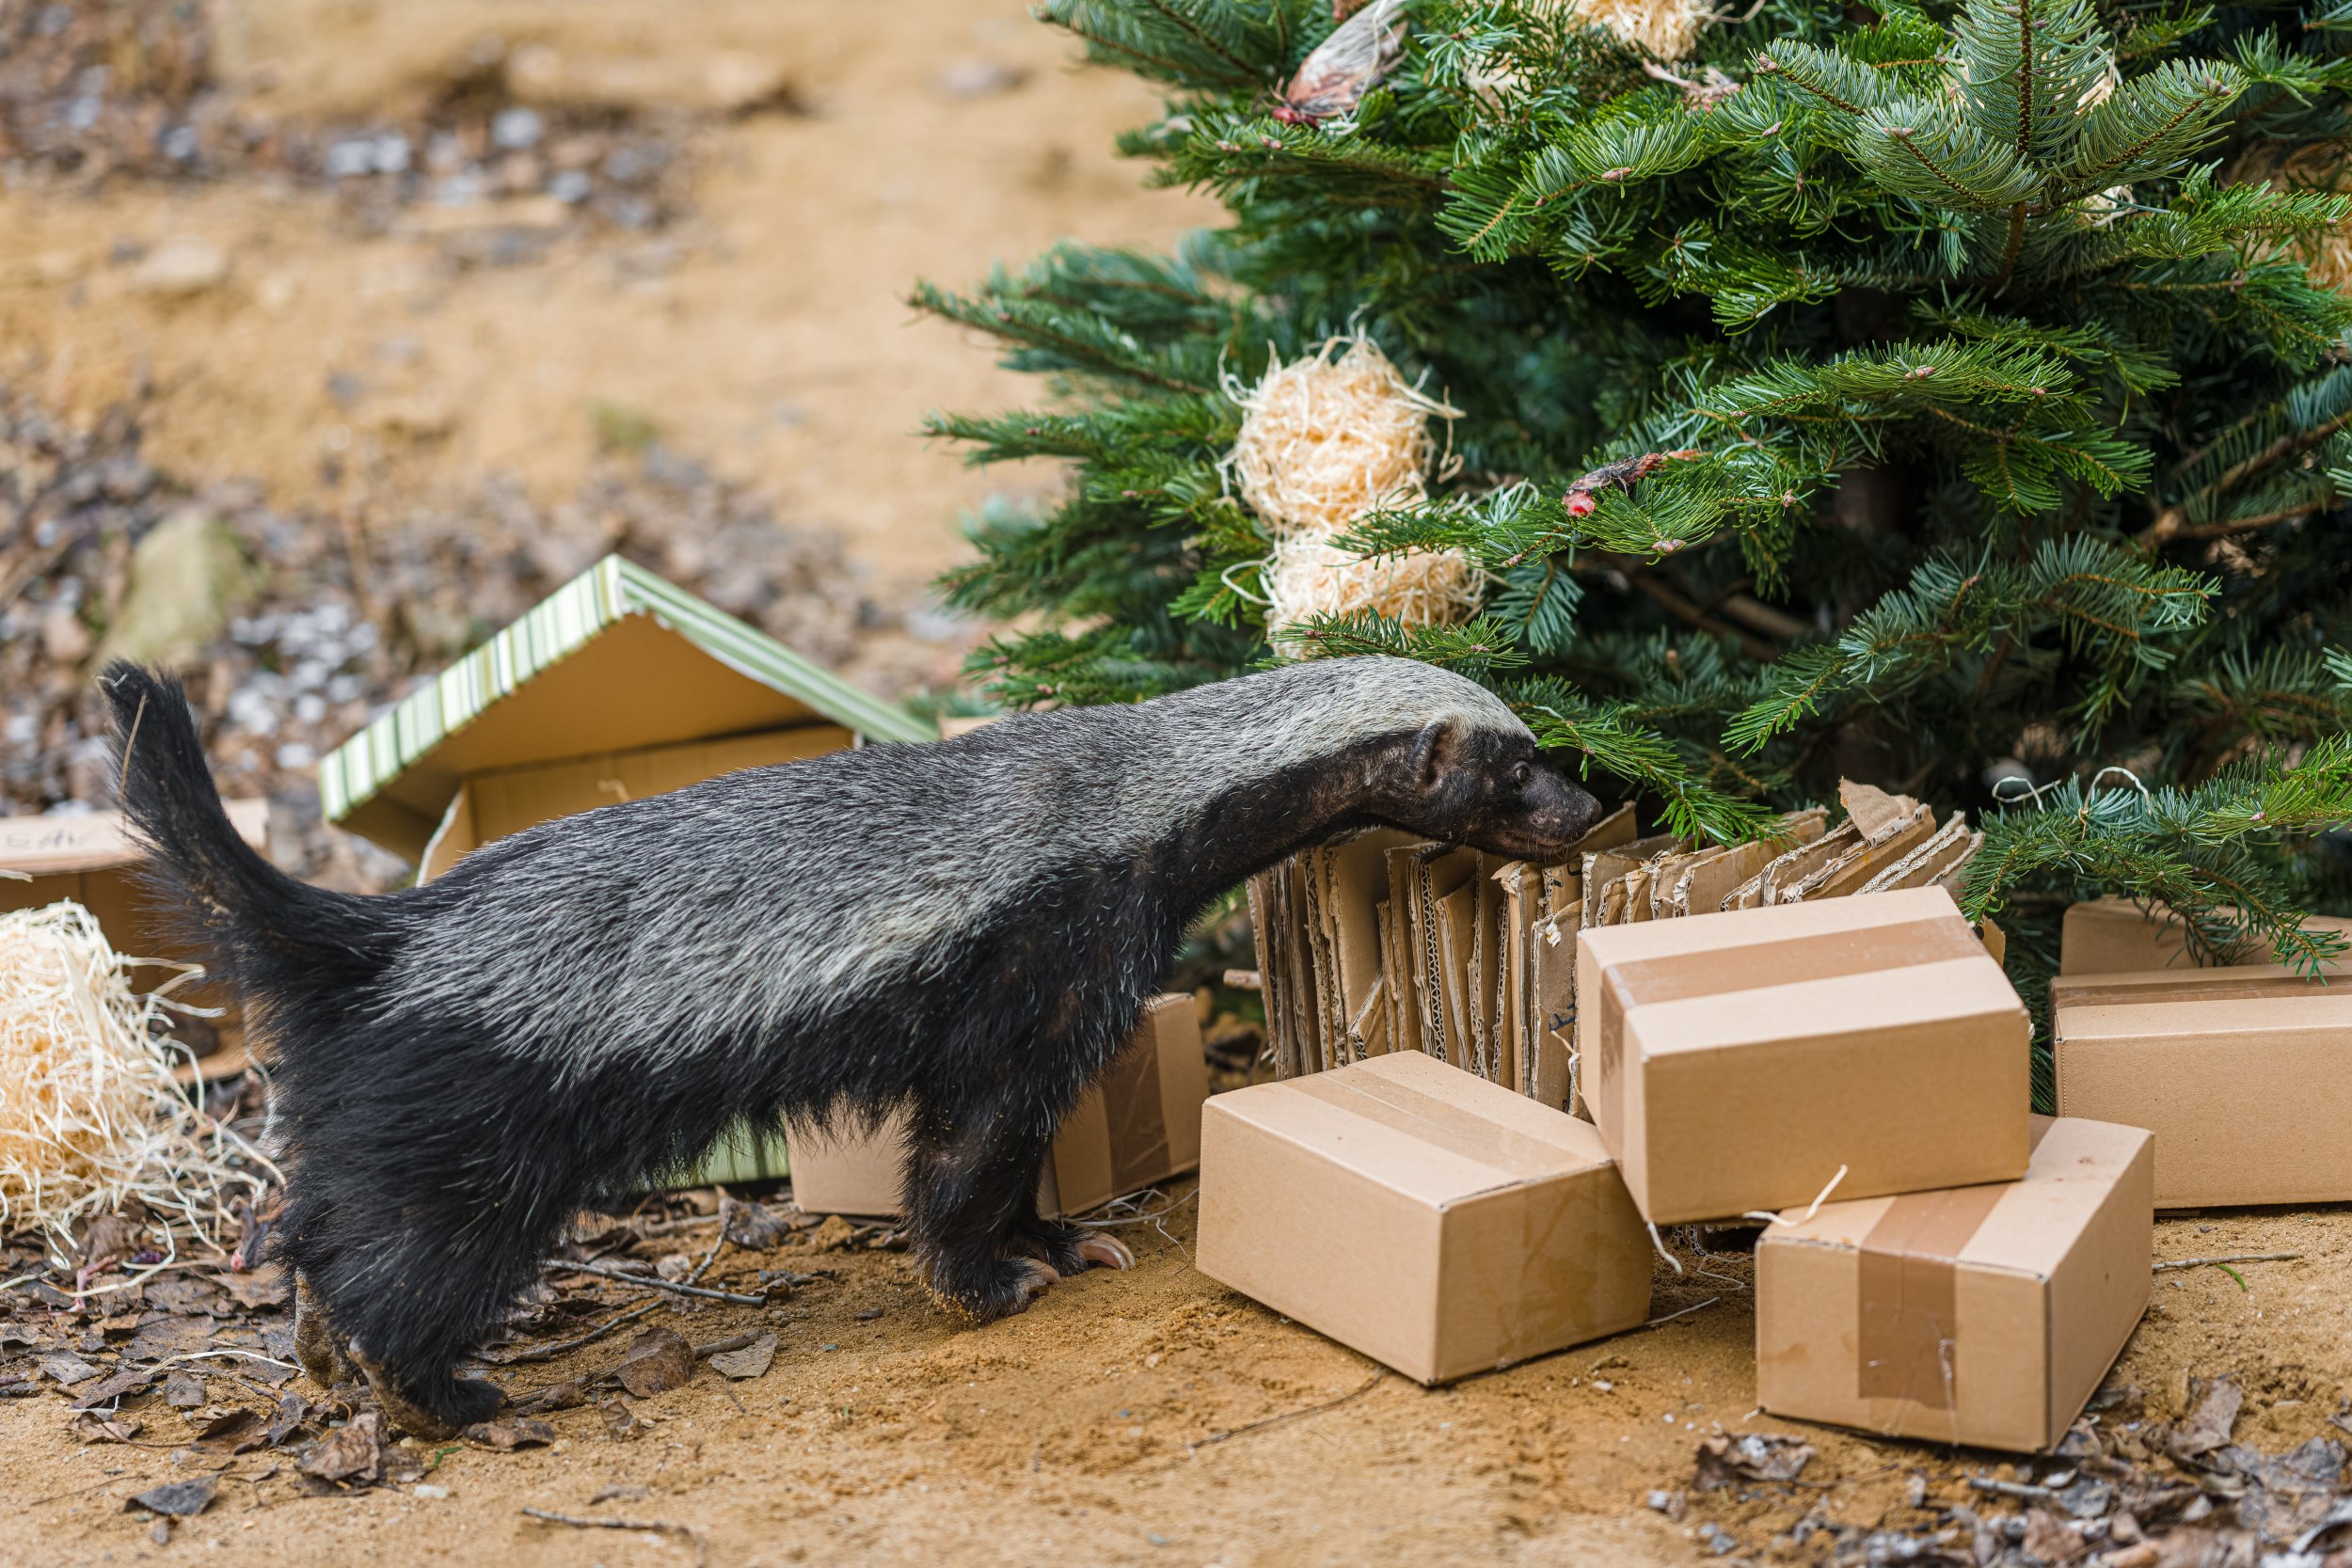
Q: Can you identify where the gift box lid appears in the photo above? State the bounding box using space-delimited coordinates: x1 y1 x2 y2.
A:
317 555 934 860
1210 1048 1616 1207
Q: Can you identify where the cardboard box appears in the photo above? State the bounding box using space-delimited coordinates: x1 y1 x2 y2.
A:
1196 1052 1653 1384
2058 896 2352 976
2 801 272 1080
1756 1116 2153 1452
784 994 1210 1218
1578 886 2031 1225
2051 962 2352 1208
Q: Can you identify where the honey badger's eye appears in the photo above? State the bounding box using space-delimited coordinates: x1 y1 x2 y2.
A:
1513 760 1533 788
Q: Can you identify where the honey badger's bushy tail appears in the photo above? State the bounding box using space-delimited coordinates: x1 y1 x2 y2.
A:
101 663 405 1029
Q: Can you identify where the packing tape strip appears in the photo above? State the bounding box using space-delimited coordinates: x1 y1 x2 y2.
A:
1852 1119 2054 1413
1284 1071 1586 1184
2053 975 2340 1008
1592 915 1985 1140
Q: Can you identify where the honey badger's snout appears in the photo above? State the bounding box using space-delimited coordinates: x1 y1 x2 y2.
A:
1513 757 1604 856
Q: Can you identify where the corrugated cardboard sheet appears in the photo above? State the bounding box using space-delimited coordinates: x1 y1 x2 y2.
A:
1195 1052 1651 1384
2052 961 2352 1208
1756 1117 2153 1452
1578 887 2030 1225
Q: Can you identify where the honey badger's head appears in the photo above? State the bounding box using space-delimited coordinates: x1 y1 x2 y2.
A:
1235 657 1603 861
1372 705 1601 861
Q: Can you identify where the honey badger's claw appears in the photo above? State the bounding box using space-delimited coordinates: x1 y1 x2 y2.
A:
1009 1258 1059 1308
1073 1231 1135 1271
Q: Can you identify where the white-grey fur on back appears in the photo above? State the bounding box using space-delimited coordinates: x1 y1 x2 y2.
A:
388 657 1525 1078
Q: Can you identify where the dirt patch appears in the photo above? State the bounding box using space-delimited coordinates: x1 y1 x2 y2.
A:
10 1196 2348 1567
1 0 1218 614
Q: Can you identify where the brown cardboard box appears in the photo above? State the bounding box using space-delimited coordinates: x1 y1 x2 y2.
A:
2051 962 2352 1208
1195 1052 1652 1384
2058 896 2352 976
1578 886 2031 1225
1756 1117 2153 1453
1 802 272 1079
786 994 1210 1218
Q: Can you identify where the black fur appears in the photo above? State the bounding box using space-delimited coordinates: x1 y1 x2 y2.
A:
101 657 1598 1434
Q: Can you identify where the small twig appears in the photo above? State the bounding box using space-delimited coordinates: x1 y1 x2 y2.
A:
542 1259 765 1306
631 1214 724 1238
1971 1476 2052 1500
1194 1371 1386 1449
476 1302 660 1367
2153 1251 2297 1272
519 1507 705 1564
1638 1297 1721 1330
691 1333 760 1358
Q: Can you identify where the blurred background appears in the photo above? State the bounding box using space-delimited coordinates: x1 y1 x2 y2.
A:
1 0 1216 887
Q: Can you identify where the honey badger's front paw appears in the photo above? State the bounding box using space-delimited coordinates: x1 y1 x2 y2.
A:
934 1257 1059 1323
1016 1221 1135 1277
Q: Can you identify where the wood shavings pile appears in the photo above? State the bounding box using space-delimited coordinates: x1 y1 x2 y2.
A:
1261 535 1481 639
0 900 263 1259
1565 0 1702 59
1225 335 1477 645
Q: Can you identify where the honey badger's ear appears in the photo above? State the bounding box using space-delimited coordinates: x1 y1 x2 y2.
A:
1407 719 1455 791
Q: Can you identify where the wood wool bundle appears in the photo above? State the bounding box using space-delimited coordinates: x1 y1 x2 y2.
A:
0 899 261 1258
1226 336 1476 645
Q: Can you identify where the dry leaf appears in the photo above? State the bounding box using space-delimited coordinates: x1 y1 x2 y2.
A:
188 1405 268 1455
68 1365 155 1410
610 1327 693 1397
1694 1433 1816 1490
299 1410 387 1484
163 1370 206 1408
71 1411 143 1444
461 1417 557 1451
510 1379 589 1416
2171 1378 2244 1464
126 1474 216 1517
723 1196 790 1250
2023 1507 2086 1565
707 1330 776 1381
218 1263 291 1309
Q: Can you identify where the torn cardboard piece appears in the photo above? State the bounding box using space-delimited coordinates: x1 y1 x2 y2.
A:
2058 896 2352 975
1195 1052 1652 1384
1756 1116 2153 1452
786 994 1210 1219
1578 886 2031 1225
2 801 272 1080
2051 961 2352 1208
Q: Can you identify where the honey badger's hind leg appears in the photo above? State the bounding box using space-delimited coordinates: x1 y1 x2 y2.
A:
905 1101 1070 1321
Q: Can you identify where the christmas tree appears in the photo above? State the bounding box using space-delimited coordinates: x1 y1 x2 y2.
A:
918 0 2352 1006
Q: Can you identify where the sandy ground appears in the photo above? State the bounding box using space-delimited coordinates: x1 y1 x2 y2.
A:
9 1196 2350 1568
0 0 1218 615
7 3 2350 1563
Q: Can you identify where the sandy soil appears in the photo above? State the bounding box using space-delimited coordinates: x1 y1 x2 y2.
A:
7 4 2350 1564
9 1196 2349 1568
0 0 1218 614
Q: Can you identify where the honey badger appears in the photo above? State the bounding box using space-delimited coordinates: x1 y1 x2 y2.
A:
103 656 1601 1436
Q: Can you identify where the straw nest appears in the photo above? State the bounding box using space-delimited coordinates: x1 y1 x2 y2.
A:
1569 0 1704 60
0 900 264 1261
1226 337 1461 541
1262 535 1482 641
